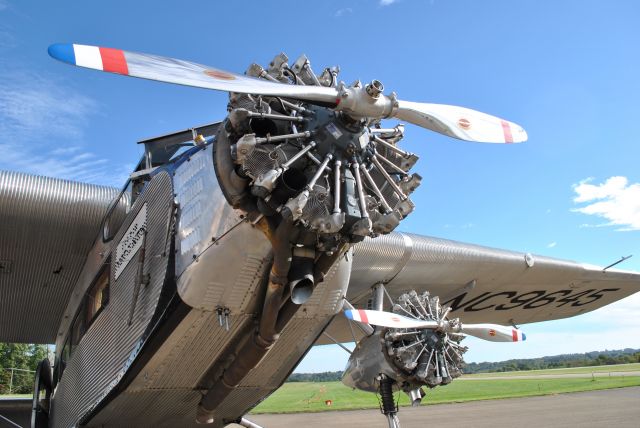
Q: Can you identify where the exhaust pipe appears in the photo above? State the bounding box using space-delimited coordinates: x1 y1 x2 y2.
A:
288 249 315 305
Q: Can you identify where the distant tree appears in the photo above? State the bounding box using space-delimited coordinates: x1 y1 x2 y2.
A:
459 348 640 375
0 343 48 394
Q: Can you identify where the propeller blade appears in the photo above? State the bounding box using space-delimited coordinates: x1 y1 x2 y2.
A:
48 43 339 105
344 309 438 329
460 323 526 342
345 309 526 343
392 100 528 143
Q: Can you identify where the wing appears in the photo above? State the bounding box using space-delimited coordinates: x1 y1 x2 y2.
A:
319 232 640 344
0 171 120 343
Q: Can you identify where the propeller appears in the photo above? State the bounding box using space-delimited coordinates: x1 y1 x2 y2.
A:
48 43 527 144
344 309 526 343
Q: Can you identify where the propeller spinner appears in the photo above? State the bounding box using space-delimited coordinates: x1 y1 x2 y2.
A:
48 43 527 144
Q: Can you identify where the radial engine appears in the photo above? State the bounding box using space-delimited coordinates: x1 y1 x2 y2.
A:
214 54 422 281
343 291 467 406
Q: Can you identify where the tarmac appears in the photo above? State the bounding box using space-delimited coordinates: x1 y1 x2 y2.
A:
2 386 639 427
241 386 640 428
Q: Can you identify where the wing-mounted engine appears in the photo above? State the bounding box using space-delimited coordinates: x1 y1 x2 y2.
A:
343 292 466 404
343 288 525 428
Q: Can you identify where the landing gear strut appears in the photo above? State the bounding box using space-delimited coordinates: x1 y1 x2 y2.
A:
31 358 52 428
378 374 400 428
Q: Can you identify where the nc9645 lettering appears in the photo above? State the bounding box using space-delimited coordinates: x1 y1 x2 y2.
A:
445 287 621 312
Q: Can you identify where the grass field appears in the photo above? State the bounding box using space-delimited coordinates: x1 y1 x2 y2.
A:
4 365 640 415
252 376 640 414
463 363 640 377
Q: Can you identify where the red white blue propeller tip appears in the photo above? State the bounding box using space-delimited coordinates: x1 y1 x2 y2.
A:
49 43 130 74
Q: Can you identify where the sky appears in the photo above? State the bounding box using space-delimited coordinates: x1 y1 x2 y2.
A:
1 0 639 372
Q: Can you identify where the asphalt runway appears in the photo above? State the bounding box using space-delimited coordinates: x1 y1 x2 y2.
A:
241 387 640 428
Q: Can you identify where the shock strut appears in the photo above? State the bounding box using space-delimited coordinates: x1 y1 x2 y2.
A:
378 374 401 428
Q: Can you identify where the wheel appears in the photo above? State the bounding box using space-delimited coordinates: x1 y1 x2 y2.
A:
31 358 52 428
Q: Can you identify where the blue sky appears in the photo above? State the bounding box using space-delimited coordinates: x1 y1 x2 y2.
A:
1 0 639 371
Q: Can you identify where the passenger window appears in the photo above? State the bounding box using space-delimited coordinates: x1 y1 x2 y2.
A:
55 338 70 383
57 261 111 381
69 312 86 358
85 266 110 325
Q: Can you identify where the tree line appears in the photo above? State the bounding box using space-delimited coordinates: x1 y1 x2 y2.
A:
464 348 640 374
288 348 640 382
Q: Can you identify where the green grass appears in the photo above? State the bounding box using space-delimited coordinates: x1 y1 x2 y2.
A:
464 363 640 377
252 376 640 414
0 394 30 399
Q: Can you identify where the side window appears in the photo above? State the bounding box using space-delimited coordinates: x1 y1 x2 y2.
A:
56 261 111 382
85 265 110 326
55 337 71 384
70 312 86 356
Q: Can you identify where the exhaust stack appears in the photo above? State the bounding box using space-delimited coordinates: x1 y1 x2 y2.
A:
289 250 315 305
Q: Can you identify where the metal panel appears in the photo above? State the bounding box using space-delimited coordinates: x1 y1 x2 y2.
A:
50 172 174 428
86 390 204 428
348 231 411 291
127 310 253 391
174 145 273 312
0 170 120 343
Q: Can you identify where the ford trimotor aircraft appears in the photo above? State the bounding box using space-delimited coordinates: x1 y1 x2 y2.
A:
1 44 638 428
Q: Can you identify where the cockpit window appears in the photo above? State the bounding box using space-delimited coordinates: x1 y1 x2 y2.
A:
103 181 132 242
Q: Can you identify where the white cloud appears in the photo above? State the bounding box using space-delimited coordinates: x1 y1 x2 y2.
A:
0 1 8 12
335 7 353 17
572 176 640 231
0 68 128 186
547 241 557 248
379 0 398 6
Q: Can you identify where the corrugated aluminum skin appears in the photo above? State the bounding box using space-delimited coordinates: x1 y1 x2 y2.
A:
0 170 121 343
50 171 174 428
87 254 352 427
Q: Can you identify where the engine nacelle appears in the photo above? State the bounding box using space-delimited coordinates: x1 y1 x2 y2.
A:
342 291 467 402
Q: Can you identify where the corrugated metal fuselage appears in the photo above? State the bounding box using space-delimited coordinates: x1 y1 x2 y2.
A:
49 144 350 427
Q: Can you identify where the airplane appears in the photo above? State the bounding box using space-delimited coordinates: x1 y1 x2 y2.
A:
0 43 638 428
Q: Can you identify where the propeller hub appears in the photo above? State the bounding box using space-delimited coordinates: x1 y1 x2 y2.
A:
365 79 384 98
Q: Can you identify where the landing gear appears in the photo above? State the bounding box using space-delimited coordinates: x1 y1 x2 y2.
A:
378 374 400 428
31 359 52 428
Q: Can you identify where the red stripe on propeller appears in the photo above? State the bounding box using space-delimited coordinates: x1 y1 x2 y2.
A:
501 120 514 143
99 47 129 75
